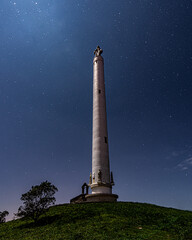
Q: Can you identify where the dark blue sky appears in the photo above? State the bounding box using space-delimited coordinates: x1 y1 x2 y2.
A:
1 0 192 220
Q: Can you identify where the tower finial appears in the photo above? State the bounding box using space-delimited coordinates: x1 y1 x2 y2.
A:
94 46 103 57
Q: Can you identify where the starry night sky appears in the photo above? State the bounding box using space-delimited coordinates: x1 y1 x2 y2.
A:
1 1 192 220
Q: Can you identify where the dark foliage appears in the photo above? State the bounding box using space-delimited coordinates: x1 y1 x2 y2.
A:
15 181 58 223
0 211 9 223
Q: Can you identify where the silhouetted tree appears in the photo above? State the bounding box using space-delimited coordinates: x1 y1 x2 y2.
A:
15 181 58 223
0 211 9 223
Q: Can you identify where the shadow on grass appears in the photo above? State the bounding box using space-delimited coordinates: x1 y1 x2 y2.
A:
18 214 62 229
17 208 97 230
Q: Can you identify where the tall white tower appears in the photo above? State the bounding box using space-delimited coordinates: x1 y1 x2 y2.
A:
86 46 118 202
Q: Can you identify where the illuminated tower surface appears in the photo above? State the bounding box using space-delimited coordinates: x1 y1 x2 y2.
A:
86 46 118 202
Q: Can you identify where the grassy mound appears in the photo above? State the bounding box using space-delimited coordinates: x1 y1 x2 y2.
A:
1 202 192 239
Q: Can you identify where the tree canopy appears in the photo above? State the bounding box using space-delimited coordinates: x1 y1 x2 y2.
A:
15 181 58 222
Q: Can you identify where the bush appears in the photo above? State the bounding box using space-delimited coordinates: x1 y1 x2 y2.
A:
0 211 9 223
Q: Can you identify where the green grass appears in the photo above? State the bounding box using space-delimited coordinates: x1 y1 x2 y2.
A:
1 202 192 239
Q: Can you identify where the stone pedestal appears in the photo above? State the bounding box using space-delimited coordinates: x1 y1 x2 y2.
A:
85 193 118 202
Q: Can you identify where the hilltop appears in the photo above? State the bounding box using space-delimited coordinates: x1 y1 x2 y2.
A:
0 202 192 239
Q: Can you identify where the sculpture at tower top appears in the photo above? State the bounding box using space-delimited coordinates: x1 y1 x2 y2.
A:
94 45 103 56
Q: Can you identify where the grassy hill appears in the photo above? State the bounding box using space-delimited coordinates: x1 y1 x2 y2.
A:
1 202 192 239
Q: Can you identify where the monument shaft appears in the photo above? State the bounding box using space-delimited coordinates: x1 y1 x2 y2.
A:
70 46 118 203
91 46 112 194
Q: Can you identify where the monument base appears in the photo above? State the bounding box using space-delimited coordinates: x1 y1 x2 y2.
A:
85 193 118 203
70 194 86 204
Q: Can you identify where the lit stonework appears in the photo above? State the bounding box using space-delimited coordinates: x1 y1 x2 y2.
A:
70 46 118 204
86 46 118 202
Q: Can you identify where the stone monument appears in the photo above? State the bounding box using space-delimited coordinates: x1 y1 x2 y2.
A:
70 46 118 203
85 46 118 202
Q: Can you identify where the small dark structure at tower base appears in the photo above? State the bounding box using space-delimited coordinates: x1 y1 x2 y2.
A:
70 183 89 204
